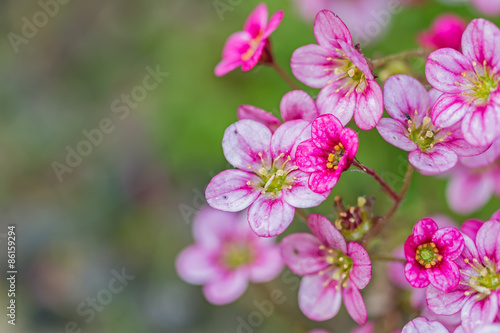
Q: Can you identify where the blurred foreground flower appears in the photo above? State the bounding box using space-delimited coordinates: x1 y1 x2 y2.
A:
176 206 283 305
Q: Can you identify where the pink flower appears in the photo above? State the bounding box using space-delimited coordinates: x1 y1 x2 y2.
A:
471 0 500 16
280 214 372 324
418 14 467 51
402 317 449 333
404 218 464 291
175 206 283 305
377 75 487 175
291 10 383 130
461 209 500 241
426 220 500 333
446 138 500 214
205 120 328 237
426 19 500 146
295 114 358 193
215 4 283 76
237 90 320 133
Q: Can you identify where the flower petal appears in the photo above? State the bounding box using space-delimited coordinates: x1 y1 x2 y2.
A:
426 284 469 315
340 128 359 160
427 260 460 291
309 168 342 193
203 270 248 305
409 146 458 175
262 10 284 39
296 139 328 173
298 274 342 321
311 114 343 150
314 10 352 50
461 137 500 168
237 105 281 132
244 4 268 38
206 170 260 212
404 261 430 288
476 220 500 267
280 90 319 123
247 195 295 237
308 214 347 253
383 75 430 123
425 48 474 94
291 44 336 88
461 296 499 333
376 118 417 152
271 120 311 159
343 282 367 325
222 120 272 170
215 58 243 76
432 227 464 260
462 102 500 147
347 242 372 290
353 80 384 130
176 246 219 284
443 122 491 157
282 171 329 208
402 317 448 333
413 218 439 244
249 244 284 283
462 19 500 74
461 219 484 241
317 83 356 126
280 233 329 275
431 93 470 129
192 206 240 248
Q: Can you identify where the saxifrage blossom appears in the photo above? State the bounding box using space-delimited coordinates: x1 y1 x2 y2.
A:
402 317 449 333
427 219 500 333
175 206 283 305
404 218 464 291
215 4 283 76
291 10 383 130
296 114 358 193
237 90 320 133
377 75 487 175
281 214 371 324
418 14 466 51
426 19 500 146
206 119 328 237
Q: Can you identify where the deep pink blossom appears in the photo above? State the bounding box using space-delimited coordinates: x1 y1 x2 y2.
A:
296 114 358 193
402 317 449 333
377 75 487 175
427 220 500 333
418 14 466 51
237 90 320 133
426 19 500 146
281 214 371 324
446 138 500 214
404 218 464 291
291 10 383 130
206 120 328 237
175 206 283 305
215 4 283 76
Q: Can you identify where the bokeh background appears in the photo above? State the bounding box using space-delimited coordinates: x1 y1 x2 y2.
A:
1 0 499 332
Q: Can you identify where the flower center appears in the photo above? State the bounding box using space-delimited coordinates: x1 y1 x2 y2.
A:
326 143 345 169
247 153 298 196
242 31 264 61
317 245 353 289
325 53 368 97
407 114 451 151
458 61 499 104
334 196 373 242
415 242 443 269
222 243 254 269
463 257 500 299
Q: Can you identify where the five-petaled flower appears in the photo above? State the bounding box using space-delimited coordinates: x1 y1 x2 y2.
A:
175 206 283 305
426 19 500 147
291 10 383 130
215 3 283 76
205 119 328 238
377 75 488 175
281 214 371 324
296 114 358 193
404 218 464 292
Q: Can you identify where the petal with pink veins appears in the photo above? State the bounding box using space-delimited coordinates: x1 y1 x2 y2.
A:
296 140 329 173
431 93 470 129
426 284 469 315
461 219 484 242
280 233 329 275
413 218 439 243
203 270 248 305
317 83 357 126
461 296 499 333
383 75 430 124
247 195 295 237
377 118 417 152
405 261 430 288
282 171 329 208
308 214 347 252
446 167 494 214
425 48 474 94
308 167 342 193
462 102 500 147
291 44 337 88
476 220 500 267
409 146 458 175
432 227 464 259
281 90 319 122
461 19 500 73
237 105 281 132
313 10 352 50
340 128 359 159
343 282 368 325
311 114 343 150
298 274 342 321
427 260 460 291
402 317 449 333
206 170 260 212
347 242 372 289
271 120 311 159
353 80 384 130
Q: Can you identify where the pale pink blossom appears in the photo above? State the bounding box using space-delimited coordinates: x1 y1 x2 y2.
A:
402 317 449 333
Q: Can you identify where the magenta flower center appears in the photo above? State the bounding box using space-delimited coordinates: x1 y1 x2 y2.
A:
247 153 299 196
318 245 353 289
415 242 443 269
407 115 451 151
221 242 254 269
242 31 264 61
458 60 499 104
326 143 345 170
462 257 500 299
326 54 367 97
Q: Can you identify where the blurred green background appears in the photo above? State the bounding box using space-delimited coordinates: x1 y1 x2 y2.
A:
0 0 499 332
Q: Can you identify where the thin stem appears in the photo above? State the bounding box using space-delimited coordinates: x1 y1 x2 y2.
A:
295 208 308 223
371 256 406 263
363 164 414 245
271 61 301 90
371 49 429 68
353 160 399 202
